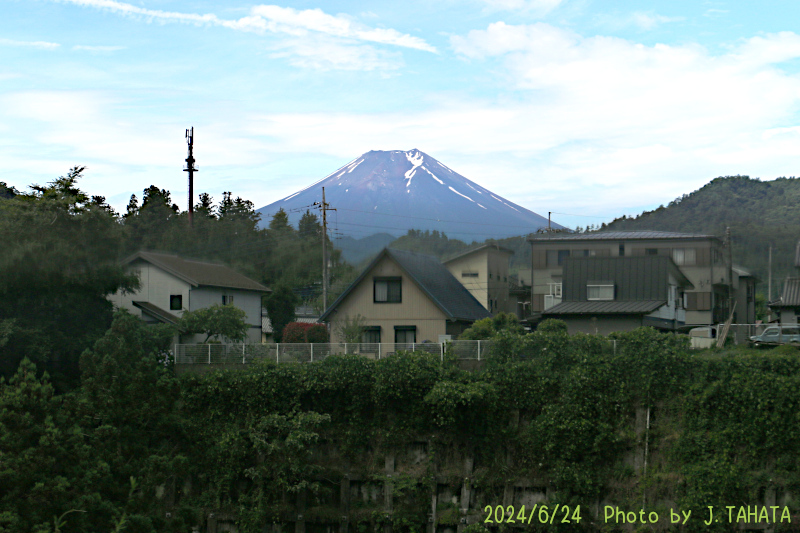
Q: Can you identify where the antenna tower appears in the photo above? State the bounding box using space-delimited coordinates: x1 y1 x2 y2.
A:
184 127 197 227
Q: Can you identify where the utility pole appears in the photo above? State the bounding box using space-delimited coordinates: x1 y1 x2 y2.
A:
768 245 773 303
313 187 336 311
183 127 197 228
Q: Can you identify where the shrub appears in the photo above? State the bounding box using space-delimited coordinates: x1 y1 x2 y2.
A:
281 322 329 343
306 324 329 343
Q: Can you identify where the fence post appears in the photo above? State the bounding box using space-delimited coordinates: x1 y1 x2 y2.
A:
311 343 314 363
378 343 381 359
344 342 347 355
412 342 416 353
440 343 443 362
208 344 211 364
242 343 246 364
276 343 280 364
613 339 617 355
478 340 481 361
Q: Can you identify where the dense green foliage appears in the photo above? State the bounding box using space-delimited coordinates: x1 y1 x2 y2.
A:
0 168 357 382
178 304 248 343
4 315 800 532
0 168 137 387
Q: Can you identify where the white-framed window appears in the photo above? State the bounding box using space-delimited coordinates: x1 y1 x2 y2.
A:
549 283 562 297
587 284 614 300
672 248 697 266
222 295 234 305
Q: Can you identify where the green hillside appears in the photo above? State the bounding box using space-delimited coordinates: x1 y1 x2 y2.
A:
603 175 800 299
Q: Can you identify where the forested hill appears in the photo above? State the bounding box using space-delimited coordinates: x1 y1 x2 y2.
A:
601 176 800 297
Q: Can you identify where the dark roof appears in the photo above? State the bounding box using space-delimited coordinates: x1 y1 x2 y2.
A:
124 251 271 293
320 248 491 322
528 230 717 242
132 301 181 325
543 300 665 315
443 243 514 264
772 278 800 308
560 255 693 302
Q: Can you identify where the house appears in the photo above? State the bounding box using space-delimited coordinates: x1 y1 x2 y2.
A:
541 255 694 334
319 248 491 343
109 251 271 343
443 244 514 314
528 230 757 327
768 241 800 325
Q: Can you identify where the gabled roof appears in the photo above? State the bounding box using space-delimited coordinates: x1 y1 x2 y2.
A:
528 230 718 242
124 251 271 293
319 248 491 322
443 243 515 264
132 301 181 325
544 300 665 315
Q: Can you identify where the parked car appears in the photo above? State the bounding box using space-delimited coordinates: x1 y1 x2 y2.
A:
749 326 800 346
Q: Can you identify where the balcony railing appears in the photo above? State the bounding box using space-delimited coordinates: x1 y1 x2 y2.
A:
174 340 494 365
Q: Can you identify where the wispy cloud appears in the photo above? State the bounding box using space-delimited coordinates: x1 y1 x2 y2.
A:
595 11 683 31
269 35 403 71
0 38 60 49
54 0 436 52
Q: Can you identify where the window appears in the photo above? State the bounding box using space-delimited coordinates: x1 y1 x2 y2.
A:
575 249 598 257
461 271 479 278
169 294 182 310
222 294 234 305
394 326 416 343
619 244 625 256
374 277 401 303
546 249 571 267
587 284 614 300
645 248 658 255
489 271 493 279
362 326 381 344
672 248 697 266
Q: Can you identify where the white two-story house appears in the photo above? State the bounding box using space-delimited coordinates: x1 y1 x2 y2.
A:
109 251 271 343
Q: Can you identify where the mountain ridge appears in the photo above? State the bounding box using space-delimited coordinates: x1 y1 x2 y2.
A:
257 149 559 243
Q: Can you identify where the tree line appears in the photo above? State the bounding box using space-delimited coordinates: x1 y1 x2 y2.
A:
0 167 354 387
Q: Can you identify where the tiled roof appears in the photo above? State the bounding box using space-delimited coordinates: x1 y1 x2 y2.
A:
320 248 491 322
543 300 666 315
528 230 717 242
124 251 271 292
132 301 181 325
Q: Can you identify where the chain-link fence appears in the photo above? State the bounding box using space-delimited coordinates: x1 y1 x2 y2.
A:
174 340 494 365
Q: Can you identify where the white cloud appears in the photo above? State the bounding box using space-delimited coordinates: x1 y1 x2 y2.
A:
0 38 60 49
54 0 436 52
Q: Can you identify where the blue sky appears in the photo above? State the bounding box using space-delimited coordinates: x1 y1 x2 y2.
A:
3 0 800 232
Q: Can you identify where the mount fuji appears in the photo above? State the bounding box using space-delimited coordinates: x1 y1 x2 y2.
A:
256 149 561 242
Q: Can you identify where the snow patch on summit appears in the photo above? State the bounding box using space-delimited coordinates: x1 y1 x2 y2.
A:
404 150 424 187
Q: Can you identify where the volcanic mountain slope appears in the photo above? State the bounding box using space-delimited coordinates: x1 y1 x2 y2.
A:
257 149 559 242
